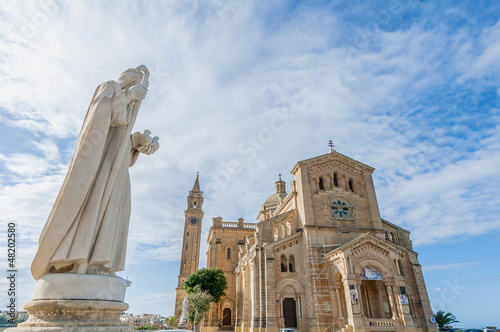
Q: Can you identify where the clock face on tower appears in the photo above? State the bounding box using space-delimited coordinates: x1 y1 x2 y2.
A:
189 217 199 226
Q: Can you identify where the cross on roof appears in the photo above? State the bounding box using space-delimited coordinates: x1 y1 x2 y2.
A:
328 139 335 152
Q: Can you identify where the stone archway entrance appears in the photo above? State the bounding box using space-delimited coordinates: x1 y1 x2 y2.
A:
283 298 297 327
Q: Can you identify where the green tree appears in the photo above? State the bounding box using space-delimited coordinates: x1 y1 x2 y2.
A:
165 315 177 329
134 324 161 330
183 267 227 303
186 290 213 332
433 310 459 328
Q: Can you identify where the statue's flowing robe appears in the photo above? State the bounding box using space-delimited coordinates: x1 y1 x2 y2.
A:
32 80 140 280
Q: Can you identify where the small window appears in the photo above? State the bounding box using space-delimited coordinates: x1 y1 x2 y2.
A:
187 232 189 236
194 256 196 261
281 255 287 272
333 173 338 187
194 201 197 208
274 227 278 241
185 245 188 250
289 255 295 272
195 243 197 247
227 248 231 260
319 177 324 190
348 179 354 191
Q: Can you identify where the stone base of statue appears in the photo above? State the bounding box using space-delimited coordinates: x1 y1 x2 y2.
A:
6 274 133 332
178 319 188 329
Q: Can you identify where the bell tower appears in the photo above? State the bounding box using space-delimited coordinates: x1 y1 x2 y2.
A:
174 173 204 319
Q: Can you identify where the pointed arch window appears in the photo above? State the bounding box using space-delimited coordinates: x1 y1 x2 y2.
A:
333 172 338 187
319 177 324 190
348 179 354 192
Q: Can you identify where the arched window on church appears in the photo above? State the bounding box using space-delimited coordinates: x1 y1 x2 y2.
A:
280 224 285 238
319 177 324 190
227 248 231 260
348 179 354 192
274 227 278 241
280 255 287 272
333 172 339 187
398 259 404 276
289 255 295 272
194 201 197 208
286 221 291 236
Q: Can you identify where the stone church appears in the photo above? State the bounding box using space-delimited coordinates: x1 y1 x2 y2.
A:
175 147 437 332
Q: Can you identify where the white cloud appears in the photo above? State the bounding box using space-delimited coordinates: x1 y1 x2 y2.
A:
0 153 53 177
423 262 483 272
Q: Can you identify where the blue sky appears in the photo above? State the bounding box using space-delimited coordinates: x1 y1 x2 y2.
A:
0 0 499 328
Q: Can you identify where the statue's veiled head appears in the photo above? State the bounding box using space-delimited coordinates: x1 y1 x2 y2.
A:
118 68 143 90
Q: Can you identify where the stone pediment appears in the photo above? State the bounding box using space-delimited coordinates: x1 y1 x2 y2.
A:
326 233 403 260
291 151 374 176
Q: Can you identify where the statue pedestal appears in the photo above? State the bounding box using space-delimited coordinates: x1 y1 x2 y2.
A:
178 318 188 329
7 299 132 332
6 274 133 332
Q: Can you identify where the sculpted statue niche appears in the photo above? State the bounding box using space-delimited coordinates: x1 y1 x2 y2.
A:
31 65 159 280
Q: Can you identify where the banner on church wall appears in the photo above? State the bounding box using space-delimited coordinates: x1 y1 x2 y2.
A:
360 266 383 280
399 286 409 305
349 285 359 304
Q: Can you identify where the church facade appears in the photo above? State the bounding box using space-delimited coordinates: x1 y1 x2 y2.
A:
178 148 437 332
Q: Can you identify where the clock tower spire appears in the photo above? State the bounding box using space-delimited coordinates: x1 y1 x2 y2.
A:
174 173 204 320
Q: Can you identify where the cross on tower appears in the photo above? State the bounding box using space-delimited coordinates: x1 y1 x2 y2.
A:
328 139 335 152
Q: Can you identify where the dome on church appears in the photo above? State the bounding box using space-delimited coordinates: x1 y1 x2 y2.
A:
260 192 287 211
258 175 288 219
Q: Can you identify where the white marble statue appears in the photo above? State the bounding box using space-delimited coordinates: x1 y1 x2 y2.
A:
178 297 189 328
31 65 159 280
